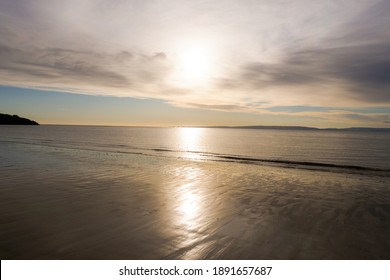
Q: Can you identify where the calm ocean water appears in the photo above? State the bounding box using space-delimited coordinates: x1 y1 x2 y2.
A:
0 125 389 172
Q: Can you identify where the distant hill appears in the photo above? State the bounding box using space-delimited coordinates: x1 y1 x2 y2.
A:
0 113 39 125
232 125 318 130
205 125 390 132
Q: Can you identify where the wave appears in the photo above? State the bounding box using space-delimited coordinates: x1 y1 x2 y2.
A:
149 148 390 173
212 154 388 172
2 138 389 175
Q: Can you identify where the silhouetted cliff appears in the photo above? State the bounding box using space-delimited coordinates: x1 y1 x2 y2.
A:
0 113 39 125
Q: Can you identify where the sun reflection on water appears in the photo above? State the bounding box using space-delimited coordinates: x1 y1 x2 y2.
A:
177 127 204 160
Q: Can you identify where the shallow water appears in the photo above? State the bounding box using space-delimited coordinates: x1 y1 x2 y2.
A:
0 126 390 259
1 125 389 170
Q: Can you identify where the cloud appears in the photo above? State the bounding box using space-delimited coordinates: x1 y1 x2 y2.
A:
0 0 389 126
266 110 390 127
183 102 251 111
333 111 390 125
0 41 173 97
267 106 331 113
1 46 130 86
214 0 390 107
231 41 390 103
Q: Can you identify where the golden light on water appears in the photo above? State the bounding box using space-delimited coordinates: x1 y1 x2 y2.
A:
177 127 204 160
164 128 214 258
174 128 205 231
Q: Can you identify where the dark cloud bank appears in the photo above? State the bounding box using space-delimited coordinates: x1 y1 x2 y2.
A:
221 0 390 105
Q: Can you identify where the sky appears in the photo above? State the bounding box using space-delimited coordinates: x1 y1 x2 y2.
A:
0 0 389 127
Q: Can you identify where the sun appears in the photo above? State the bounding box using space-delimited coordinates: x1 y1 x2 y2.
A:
171 45 214 87
180 47 210 79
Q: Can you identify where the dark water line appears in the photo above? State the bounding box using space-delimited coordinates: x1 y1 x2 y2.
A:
215 155 388 172
2 138 389 176
151 147 390 172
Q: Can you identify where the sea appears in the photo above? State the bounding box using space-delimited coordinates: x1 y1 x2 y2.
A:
0 125 389 259
1 125 389 171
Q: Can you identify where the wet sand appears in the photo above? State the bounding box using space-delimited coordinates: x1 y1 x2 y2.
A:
1 142 390 259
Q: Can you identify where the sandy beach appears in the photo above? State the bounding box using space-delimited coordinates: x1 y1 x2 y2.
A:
1 141 389 260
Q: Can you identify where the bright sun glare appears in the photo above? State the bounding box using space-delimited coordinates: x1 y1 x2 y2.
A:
171 45 214 87
180 48 209 79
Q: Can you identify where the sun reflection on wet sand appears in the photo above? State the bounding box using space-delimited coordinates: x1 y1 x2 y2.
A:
168 166 209 259
178 183 200 222
164 128 216 258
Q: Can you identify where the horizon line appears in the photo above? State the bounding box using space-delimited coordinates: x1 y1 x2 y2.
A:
35 123 390 130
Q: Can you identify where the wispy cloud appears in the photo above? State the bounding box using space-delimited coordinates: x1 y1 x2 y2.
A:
0 0 389 126
228 41 390 104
